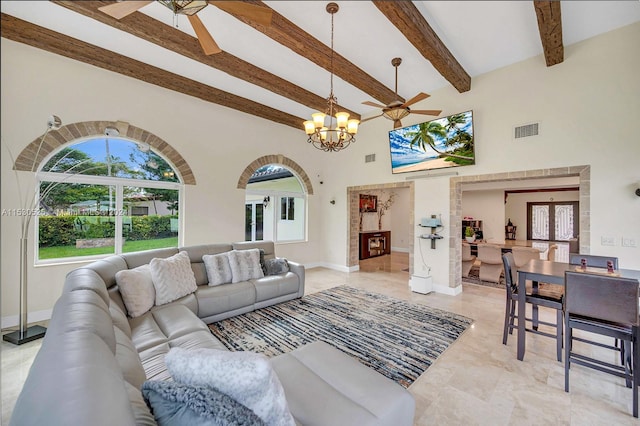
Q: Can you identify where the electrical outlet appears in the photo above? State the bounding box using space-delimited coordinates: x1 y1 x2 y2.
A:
622 238 637 247
601 236 616 246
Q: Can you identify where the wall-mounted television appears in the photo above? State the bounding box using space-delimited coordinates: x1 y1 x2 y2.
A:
388 110 475 174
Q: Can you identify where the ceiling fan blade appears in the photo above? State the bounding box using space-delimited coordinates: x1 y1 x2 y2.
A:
362 101 387 109
394 120 403 129
187 14 222 55
210 1 273 26
360 113 384 124
98 1 152 20
410 109 442 116
401 92 430 108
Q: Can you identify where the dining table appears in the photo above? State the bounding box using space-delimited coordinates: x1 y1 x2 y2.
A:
515 259 640 361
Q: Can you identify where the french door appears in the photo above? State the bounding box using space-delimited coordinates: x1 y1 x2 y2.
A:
527 201 578 241
245 202 264 241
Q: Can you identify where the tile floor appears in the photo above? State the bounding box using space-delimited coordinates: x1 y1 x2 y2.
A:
2 252 638 425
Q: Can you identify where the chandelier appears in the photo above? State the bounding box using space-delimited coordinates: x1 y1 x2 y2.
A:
303 3 359 152
157 1 208 16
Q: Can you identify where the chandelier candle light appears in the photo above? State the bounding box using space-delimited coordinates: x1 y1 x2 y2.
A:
304 3 359 152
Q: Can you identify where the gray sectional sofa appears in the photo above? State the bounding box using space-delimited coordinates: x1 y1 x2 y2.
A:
10 240 415 426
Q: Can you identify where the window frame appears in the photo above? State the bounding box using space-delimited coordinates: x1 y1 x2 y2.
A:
35 171 183 265
245 189 307 244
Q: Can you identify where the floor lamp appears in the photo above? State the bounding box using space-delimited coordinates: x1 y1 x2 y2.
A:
3 115 62 345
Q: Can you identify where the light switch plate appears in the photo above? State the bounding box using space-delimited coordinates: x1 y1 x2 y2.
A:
622 238 637 247
601 236 615 246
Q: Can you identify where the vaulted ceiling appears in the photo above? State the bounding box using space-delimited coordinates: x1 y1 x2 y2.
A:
2 1 638 131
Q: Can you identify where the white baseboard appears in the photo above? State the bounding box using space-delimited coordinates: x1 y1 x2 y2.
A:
432 283 463 296
391 247 410 253
1 309 52 330
305 262 356 273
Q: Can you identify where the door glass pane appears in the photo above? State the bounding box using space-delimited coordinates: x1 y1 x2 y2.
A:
255 204 264 241
531 205 549 240
38 182 116 259
555 204 574 240
122 186 178 253
245 204 253 241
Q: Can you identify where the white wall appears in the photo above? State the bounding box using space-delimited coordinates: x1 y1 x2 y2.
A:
2 22 640 322
462 190 505 242
504 190 579 241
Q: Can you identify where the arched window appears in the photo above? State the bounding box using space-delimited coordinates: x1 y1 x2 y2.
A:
36 136 181 262
245 165 306 243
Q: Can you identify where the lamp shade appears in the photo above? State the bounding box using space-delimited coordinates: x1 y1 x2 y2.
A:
347 119 359 134
335 112 349 128
303 121 316 135
312 113 326 128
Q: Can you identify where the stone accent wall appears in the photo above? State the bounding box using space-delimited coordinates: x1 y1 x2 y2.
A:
13 120 196 185
236 154 314 195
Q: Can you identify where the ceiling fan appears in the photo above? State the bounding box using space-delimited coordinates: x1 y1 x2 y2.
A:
98 1 272 55
361 57 442 129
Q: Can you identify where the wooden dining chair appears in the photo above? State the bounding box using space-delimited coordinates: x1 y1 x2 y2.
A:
564 271 639 418
569 254 618 269
546 244 558 262
502 253 564 361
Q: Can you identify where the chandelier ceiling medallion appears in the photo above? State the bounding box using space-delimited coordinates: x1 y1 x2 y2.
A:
304 2 359 152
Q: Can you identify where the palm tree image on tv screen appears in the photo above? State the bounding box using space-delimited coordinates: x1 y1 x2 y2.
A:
388 110 474 174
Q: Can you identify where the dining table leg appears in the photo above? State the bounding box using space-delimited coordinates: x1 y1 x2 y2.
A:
517 270 526 361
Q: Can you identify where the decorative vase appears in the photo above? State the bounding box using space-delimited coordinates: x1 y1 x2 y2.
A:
378 217 382 230
466 236 475 243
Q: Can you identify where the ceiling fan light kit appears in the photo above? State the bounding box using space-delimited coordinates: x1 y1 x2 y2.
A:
361 57 442 129
303 2 359 152
157 0 208 16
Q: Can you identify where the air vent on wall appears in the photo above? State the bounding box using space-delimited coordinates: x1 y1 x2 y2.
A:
365 153 376 163
514 123 539 139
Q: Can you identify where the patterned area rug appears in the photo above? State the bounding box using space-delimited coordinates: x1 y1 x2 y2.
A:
208 286 473 388
462 266 506 289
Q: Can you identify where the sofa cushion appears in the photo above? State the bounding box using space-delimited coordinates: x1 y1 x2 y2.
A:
165 347 295 426
150 251 197 306
228 249 264 283
180 244 234 286
141 380 266 426
264 258 290 276
195 281 256 319
271 341 415 426
114 327 147 389
115 264 155 318
124 381 157 426
203 252 233 286
251 273 300 303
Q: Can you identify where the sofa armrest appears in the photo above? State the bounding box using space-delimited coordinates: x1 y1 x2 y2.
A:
286 260 305 298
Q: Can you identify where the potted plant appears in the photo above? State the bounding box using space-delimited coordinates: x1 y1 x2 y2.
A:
465 227 475 243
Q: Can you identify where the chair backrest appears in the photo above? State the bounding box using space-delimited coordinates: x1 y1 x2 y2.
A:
547 244 558 261
477 244 502 264
568 254 618 269
462 243 474 261
565 271 639 326
502 252 517 295
511 246 540 268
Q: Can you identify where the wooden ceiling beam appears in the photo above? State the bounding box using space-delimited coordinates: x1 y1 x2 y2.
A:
0 13 304 129
372 1 471 93
215 0 401 105
51 1 359 120
533 1 564 67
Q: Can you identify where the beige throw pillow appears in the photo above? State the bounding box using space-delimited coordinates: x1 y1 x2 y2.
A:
115 264 155 318
228 249 264 283
203 252 233 286
149 251 197 306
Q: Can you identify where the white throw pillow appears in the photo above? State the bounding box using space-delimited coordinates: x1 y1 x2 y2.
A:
149 251 197 306
165 347 295 426
228 249 265 283
115 264 155 318
202 252 233 286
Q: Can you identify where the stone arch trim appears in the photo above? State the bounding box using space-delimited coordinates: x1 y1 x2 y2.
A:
13 120 196 185
236 154 314 195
